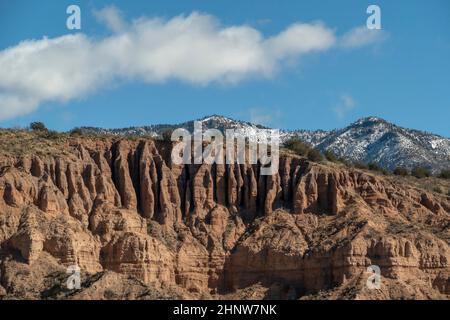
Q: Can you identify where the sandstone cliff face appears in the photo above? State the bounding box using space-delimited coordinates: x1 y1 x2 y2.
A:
0 137 449 299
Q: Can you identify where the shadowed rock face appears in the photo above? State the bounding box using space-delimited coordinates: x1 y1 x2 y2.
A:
0 137 449 300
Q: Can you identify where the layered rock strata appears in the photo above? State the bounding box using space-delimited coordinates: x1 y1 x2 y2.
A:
0 138 449 299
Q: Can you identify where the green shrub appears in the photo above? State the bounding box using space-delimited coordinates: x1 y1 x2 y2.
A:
307 148 324 162
69 128 83 136
439 169 450 179
324 150 338 162
366 162 390 175
368 162 382 171
411 166 431 179
433 186 443 194
161 129 174 142
338 158 351 167
30 122 47 131
353 161 368 170
393 167 409 176
284 138 311 156
44 130 62 140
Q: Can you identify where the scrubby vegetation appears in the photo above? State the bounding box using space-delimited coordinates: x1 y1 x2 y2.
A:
284 138 392 174
27 122 65 140
69 128 83 136
306 148 323 162
283 138 311 157
0 129 66 156
411 166 431 179
366 162 389 175
324 150 338 162
391 167 450 181
283 137 324 163
393 167 409 176
30 121 47 132
439 169 450 180
161 129 174 142
0 122 114 156
433 186 444 194
353 161 368 170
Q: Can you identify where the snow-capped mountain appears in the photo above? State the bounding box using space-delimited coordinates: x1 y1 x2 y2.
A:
292 117 450 172
80 115 272 141
79 115 450 172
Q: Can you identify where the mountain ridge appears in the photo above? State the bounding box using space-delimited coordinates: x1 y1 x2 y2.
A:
78 115 450 172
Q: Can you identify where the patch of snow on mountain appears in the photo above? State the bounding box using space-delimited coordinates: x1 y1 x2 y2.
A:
78 115 450 173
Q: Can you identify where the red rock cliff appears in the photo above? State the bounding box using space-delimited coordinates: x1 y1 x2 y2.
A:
0 138 449 299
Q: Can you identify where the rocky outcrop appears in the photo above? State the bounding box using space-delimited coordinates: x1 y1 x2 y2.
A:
0 137 449 299
225 210 450 297
101 232 175 286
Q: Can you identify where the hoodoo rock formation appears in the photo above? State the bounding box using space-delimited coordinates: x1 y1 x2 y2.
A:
0 137 449 299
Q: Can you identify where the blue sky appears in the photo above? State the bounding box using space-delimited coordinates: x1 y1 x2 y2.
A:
0 0 449 136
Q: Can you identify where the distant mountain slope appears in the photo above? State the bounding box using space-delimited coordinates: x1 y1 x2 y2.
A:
293 117 450 172
80 115 267 137
79 115 450 172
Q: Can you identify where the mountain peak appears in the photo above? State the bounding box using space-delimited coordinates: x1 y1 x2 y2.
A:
293 116 450 173
198 114 234 123
352 116 388 126
195 114 268 129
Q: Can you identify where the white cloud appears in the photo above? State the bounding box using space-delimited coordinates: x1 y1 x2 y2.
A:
266 22 335 59
93 6 127 33
0 9 378 121
0 34 101 120
340 26 387 48
333 94 356 119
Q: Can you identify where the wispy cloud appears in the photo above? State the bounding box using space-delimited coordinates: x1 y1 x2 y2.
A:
93 6 127 33
340 26 387 48
333 94 356 119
